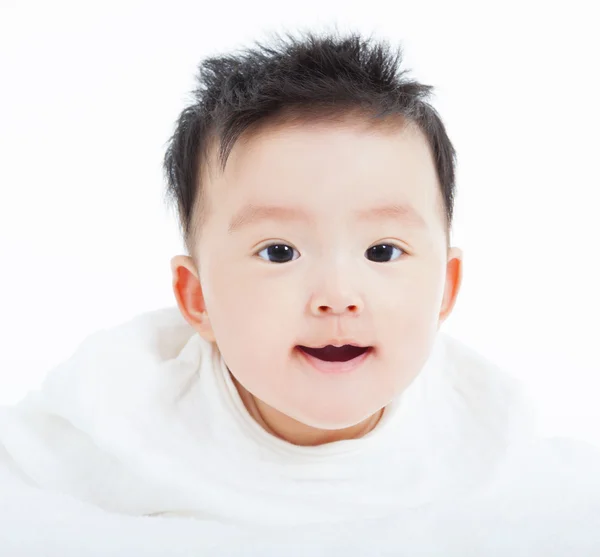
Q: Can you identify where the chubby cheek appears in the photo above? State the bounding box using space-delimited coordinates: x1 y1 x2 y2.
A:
203 264 299 383
377 269 444 381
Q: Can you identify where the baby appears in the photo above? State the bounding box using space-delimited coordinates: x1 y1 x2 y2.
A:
1 30 600 556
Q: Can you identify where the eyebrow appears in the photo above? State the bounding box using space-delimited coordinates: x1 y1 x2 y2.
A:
227 202 427 233
356 203 427 229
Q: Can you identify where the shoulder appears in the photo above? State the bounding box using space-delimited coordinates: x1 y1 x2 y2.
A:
41 306 207 409
421 435 600 553
1 306 212 450
495 435 600 501
435 333 538 445
439 333 529 404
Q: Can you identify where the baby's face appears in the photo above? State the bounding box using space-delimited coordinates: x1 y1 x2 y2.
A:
190 118 460 429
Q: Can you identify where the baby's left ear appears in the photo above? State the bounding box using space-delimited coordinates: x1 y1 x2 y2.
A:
438 247 463 325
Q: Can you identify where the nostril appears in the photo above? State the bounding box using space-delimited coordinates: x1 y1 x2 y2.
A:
317 304 359 314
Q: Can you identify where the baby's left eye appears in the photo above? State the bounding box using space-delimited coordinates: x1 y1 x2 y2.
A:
365 244 404 263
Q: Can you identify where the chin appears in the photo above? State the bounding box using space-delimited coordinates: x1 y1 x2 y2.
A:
288 404 376 431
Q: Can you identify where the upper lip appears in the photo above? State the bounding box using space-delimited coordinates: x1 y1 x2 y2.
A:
298 339 371 349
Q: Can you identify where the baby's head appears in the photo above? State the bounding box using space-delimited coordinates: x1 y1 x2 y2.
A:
164 31 462 444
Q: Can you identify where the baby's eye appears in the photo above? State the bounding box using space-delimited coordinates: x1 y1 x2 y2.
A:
256 244 300 263
365 244 404 263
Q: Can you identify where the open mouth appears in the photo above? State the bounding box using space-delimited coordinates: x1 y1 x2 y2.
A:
297 345 371 362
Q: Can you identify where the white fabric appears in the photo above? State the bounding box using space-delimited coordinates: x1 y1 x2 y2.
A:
1 306 599 556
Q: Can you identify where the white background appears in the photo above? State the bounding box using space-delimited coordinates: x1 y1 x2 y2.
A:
1 1 598 446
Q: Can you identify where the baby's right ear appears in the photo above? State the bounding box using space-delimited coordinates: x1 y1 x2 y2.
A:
170 255 216 343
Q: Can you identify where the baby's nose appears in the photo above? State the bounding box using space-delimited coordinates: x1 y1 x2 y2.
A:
310 296 364 316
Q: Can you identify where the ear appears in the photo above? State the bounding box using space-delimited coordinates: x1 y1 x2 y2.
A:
170 255 216 343
438 246 463 327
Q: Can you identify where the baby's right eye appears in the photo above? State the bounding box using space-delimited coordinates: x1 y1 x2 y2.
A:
256 244 299 263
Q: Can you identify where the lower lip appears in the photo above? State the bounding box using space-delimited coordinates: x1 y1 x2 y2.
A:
296 347 373 375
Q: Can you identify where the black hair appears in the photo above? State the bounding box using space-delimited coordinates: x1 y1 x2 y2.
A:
163 30 456 257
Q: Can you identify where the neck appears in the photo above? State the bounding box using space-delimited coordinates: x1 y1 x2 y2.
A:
231 373 384 446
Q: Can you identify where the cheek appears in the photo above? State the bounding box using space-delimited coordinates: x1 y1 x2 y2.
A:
378 264 444 360
204 264 300 361
204 265 305 400
211 266 299 319
379 261 442 313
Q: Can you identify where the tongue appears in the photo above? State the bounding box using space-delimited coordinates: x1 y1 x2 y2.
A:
300 345 368 362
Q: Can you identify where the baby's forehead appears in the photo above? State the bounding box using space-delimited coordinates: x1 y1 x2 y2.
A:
226 199 431 235
195 118 444 238
204 112 426 170
212 124 436 195
230 116 429 161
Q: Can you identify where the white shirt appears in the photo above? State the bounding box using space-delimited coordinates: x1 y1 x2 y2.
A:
1 306 599 556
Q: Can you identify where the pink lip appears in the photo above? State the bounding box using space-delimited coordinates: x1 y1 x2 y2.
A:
296 346 373 374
